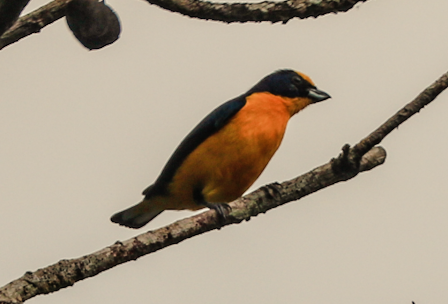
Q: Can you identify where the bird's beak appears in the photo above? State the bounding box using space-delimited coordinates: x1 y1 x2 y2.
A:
307 88 331 103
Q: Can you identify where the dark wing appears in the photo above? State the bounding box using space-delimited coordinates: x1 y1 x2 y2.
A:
143 95 247 198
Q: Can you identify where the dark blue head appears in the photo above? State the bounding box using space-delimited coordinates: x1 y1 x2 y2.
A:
247 69 330 103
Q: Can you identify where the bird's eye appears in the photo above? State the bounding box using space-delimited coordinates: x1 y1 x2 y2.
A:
292 76 302 86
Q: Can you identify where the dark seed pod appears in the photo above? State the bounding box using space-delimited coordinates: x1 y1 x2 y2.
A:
0 0 30 36
66 0 121 50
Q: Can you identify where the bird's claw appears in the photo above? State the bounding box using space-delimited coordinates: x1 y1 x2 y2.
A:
210 203 232 220
198 199 232 224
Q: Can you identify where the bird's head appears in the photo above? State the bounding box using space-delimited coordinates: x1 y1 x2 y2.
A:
247 69 331 114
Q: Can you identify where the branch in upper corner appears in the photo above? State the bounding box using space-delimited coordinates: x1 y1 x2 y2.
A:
145 0 369 23
0 0 31 36
0 0 368 50
0 0 70 50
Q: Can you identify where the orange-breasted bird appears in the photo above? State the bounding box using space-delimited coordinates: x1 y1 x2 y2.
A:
111 69 330 228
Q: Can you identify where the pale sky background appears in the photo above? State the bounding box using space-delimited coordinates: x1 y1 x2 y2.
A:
1 0 448 303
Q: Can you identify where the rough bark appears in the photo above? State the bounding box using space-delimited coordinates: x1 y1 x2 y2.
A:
144 0 368 23
0 0 70 50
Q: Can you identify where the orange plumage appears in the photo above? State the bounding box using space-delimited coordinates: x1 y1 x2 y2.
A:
111 70 330 228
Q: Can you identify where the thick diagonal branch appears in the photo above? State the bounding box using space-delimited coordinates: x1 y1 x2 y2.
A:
0 146 386 304
0 0 369 50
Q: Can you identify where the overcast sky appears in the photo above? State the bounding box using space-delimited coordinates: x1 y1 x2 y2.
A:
1 0 448 303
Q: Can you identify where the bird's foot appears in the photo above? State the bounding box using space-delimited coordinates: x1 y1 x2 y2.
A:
193 189 232 226
208 202 232 219
200 201 232 225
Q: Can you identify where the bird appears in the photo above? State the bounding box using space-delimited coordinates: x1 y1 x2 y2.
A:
111 69 331 228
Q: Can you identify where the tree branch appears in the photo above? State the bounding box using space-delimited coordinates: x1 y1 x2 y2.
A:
1 70 447 304
144 0 369 23
0 0 369 50
0 0 69 50
329 71 448 178
352 71 448 158
0 0 30 36
0 146 386 304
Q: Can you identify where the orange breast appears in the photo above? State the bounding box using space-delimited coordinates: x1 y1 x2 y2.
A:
161 93 297 210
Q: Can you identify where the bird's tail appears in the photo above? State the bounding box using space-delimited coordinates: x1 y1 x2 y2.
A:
111 200 163 229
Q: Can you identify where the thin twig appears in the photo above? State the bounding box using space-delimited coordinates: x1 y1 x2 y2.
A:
329 71 448 177
352 71 448 158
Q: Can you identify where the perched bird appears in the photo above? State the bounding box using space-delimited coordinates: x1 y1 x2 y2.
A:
111 69 330 228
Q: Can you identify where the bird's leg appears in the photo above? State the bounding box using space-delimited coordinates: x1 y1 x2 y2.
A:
193 188 232 222
202 201 232 219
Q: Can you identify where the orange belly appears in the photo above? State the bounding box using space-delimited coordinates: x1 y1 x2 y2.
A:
161 93 294 210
